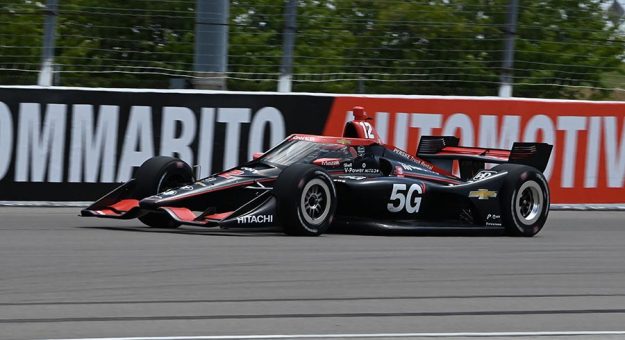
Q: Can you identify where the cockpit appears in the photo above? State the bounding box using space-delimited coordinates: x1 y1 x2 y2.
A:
260 139 357 167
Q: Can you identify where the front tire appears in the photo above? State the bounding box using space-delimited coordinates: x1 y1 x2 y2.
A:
274 164 337 236
134 156 194 228
494 164 549 237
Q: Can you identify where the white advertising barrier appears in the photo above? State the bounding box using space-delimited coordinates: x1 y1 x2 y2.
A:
0 86 624 208
0 87 333 203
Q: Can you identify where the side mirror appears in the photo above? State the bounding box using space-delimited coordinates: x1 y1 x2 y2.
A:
252 152 263 160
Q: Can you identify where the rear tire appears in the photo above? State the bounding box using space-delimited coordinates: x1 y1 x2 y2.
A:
134 156 194 228
274 164 337 236
493 164 549 237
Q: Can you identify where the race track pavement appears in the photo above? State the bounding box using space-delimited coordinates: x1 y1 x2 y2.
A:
1 208 625 340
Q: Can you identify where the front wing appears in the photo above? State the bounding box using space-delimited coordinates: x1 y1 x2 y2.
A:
81 184 279 229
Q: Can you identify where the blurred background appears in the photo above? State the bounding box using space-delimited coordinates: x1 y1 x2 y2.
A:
1 0 624 99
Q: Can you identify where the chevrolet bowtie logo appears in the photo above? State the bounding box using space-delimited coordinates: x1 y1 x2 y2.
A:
469 189 498 200
337 138 351 145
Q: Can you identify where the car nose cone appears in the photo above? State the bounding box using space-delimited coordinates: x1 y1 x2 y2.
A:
139 196 162 209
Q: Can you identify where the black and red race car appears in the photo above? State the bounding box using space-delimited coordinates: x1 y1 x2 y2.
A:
82 106 552 237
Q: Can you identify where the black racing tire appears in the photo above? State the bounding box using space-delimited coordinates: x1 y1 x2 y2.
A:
134 156 194 228
493 164 550 237
274 164 337 236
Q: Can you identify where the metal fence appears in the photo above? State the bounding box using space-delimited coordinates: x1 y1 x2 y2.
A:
1 0 624 99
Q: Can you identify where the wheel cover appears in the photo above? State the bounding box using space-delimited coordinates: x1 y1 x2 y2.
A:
300 178 331 226
515 180 543 225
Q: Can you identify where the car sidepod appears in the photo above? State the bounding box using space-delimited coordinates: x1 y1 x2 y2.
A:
332 171 508 230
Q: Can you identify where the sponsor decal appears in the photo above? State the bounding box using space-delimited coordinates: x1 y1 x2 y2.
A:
471 170 498 182
485 213 502 226
395 161 436 175
292 135 317 142
393 148 416 161
196 177 217 186
469 189 498 200
315 158 342 167
399 162 422 172
161 190 176 196
486 213 501 220
387 183 423 213
241 167 257 173
343 161 378 173
416 161 435 171
337 175 367 181
321 160 340 166
346 168 379 174
392 148 434 170
180 185 194 191
357 145 366 156
236 214 274 224
337 138 351 145
219 169 244 179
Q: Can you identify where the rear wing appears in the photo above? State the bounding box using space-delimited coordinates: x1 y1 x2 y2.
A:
417 136 552 178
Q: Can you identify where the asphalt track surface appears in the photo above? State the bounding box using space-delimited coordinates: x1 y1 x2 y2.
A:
2 208 625 340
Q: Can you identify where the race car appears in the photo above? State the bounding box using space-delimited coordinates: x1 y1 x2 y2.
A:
82 106 552 237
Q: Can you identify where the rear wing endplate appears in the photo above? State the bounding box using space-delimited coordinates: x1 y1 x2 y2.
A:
508 142 553 173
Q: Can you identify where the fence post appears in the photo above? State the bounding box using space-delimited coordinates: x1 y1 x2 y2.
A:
498 0 519 97
278 0 297 92
38 0 58 86
193 0 229 90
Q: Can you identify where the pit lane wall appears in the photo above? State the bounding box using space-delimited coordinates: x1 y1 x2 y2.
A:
0 86 623 206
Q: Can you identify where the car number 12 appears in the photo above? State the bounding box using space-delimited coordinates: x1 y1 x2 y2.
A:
358 121 376 139
387 184 422 213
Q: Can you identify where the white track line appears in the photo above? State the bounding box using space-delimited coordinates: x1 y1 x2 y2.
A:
41 330 625 340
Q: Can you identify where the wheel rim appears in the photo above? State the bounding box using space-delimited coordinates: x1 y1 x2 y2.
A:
300 178 331 226
515 180 543 225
